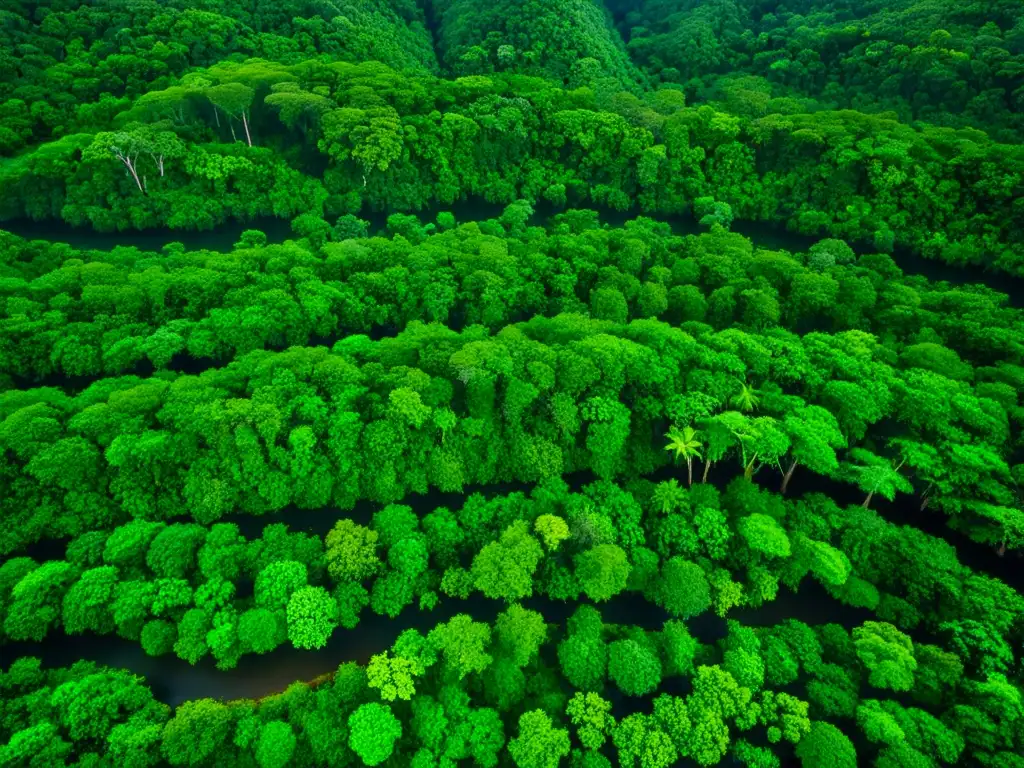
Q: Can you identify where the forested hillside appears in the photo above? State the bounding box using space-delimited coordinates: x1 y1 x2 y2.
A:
610 0 1024 141
431 0 644 88
1 2 1023 768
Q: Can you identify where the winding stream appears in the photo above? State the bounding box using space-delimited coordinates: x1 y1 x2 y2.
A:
3 592 664 707
2 199 1020 307
5 200 1020 395
3 465 1013 707
5 578 859 708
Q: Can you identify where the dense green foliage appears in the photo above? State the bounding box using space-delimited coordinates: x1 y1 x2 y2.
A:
2 2 1023 767
432 0 644 88
611 0 1024 141
2 216 1021 553
3 473 1024 765
0 0 438 150
1 57 1022 274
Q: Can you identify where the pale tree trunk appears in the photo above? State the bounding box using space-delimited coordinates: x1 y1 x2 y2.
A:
780 459 798 494
702 460 711 484
229 120 237 142
242 110 253 147
744 455 758 480
214 106 221 128
686 457 693 487
113 149 145 194
863 460 904 509
149 154 165 176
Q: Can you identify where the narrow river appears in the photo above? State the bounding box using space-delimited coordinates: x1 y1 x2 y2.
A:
4 578 860 708
5 199 1021 395
3 465 1012 707
2 198 1020 307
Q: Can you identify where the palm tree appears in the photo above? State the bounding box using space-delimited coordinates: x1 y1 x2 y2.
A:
652 479 686 514
730 382 760 413
665 425 703 486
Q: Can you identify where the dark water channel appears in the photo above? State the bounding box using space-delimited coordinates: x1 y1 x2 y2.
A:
2 198 1020 307
6 198 1021 395
1 574 850 709
0 200 507 253
0 216 296 254
170 462 1024 591
761 465 1024 585
3 591 671 708
603 208 1022 307
5 464 1014 707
